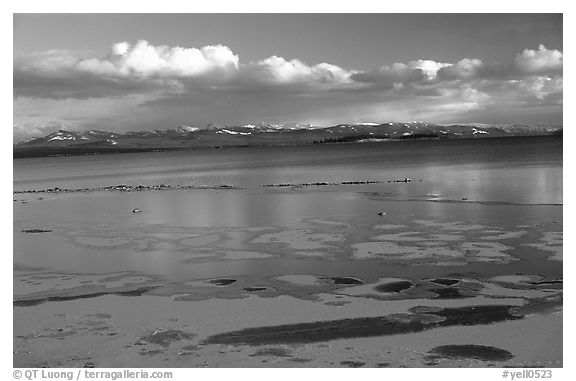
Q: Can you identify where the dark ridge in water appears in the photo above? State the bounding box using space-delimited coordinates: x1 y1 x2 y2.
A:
340 360 366 367
21 229 53 234
327 277 364 285
207 279 237 286
13 180 392 194
243 287 268 292
428 344 514 362
13 286 160 307
429 278 460 286
202 305 521 346
13 184 244 194
529 280 563 285
374 281 414 293
14 181 562 207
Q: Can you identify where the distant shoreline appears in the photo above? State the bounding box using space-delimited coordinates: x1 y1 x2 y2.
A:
13 133 561 159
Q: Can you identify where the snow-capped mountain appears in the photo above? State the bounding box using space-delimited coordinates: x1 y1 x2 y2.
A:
23 129 120 146
177 125 201 133
14 122 561 158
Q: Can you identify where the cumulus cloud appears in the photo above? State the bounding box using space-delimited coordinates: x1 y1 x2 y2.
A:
14 40 241 99
112 41 130 56
351 59 451 86
13 40 562 133
15 40 360 98
438 58 486 80
408 60 451 79
516 75 563 100
514 44 563 74
239 56 355 91
75 40 239 78
15 40 564 100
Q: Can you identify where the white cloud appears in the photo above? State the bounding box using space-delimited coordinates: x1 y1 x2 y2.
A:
248 56 312 83
94 40 240 77
13 41 563 133
438 58 485 80
16 40 563 100
15 41 359 98
517 75 563 100
15 41 564 95
350 59 450 85
241 56 354 88
17 40 240 80
112 41 130 56
408 59 451 79
514 44 563 74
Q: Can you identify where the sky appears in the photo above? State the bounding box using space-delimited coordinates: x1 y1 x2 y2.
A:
13 13 563 141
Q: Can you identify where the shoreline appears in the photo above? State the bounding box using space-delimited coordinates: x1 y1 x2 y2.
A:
14 134 561 159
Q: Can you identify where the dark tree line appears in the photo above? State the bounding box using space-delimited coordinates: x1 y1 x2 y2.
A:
312 133 439 144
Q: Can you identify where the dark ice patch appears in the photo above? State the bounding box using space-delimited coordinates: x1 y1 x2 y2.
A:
340 360 366 367
244 287 267 292
430 278 460 286
22 229 53 233
374 281 413 293
202 305 520 346
207 279 237 286
329 277 364 285
429 344 514 362
14 286 159 307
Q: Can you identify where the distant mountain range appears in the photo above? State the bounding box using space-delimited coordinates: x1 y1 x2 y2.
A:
13 122 562 158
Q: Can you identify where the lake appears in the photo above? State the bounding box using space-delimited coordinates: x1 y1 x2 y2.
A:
14 135 562 203
13 136 563 368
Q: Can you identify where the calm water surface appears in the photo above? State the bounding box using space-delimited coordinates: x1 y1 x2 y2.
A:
13 136 562 277
14 136 562 204
13 136 563 371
